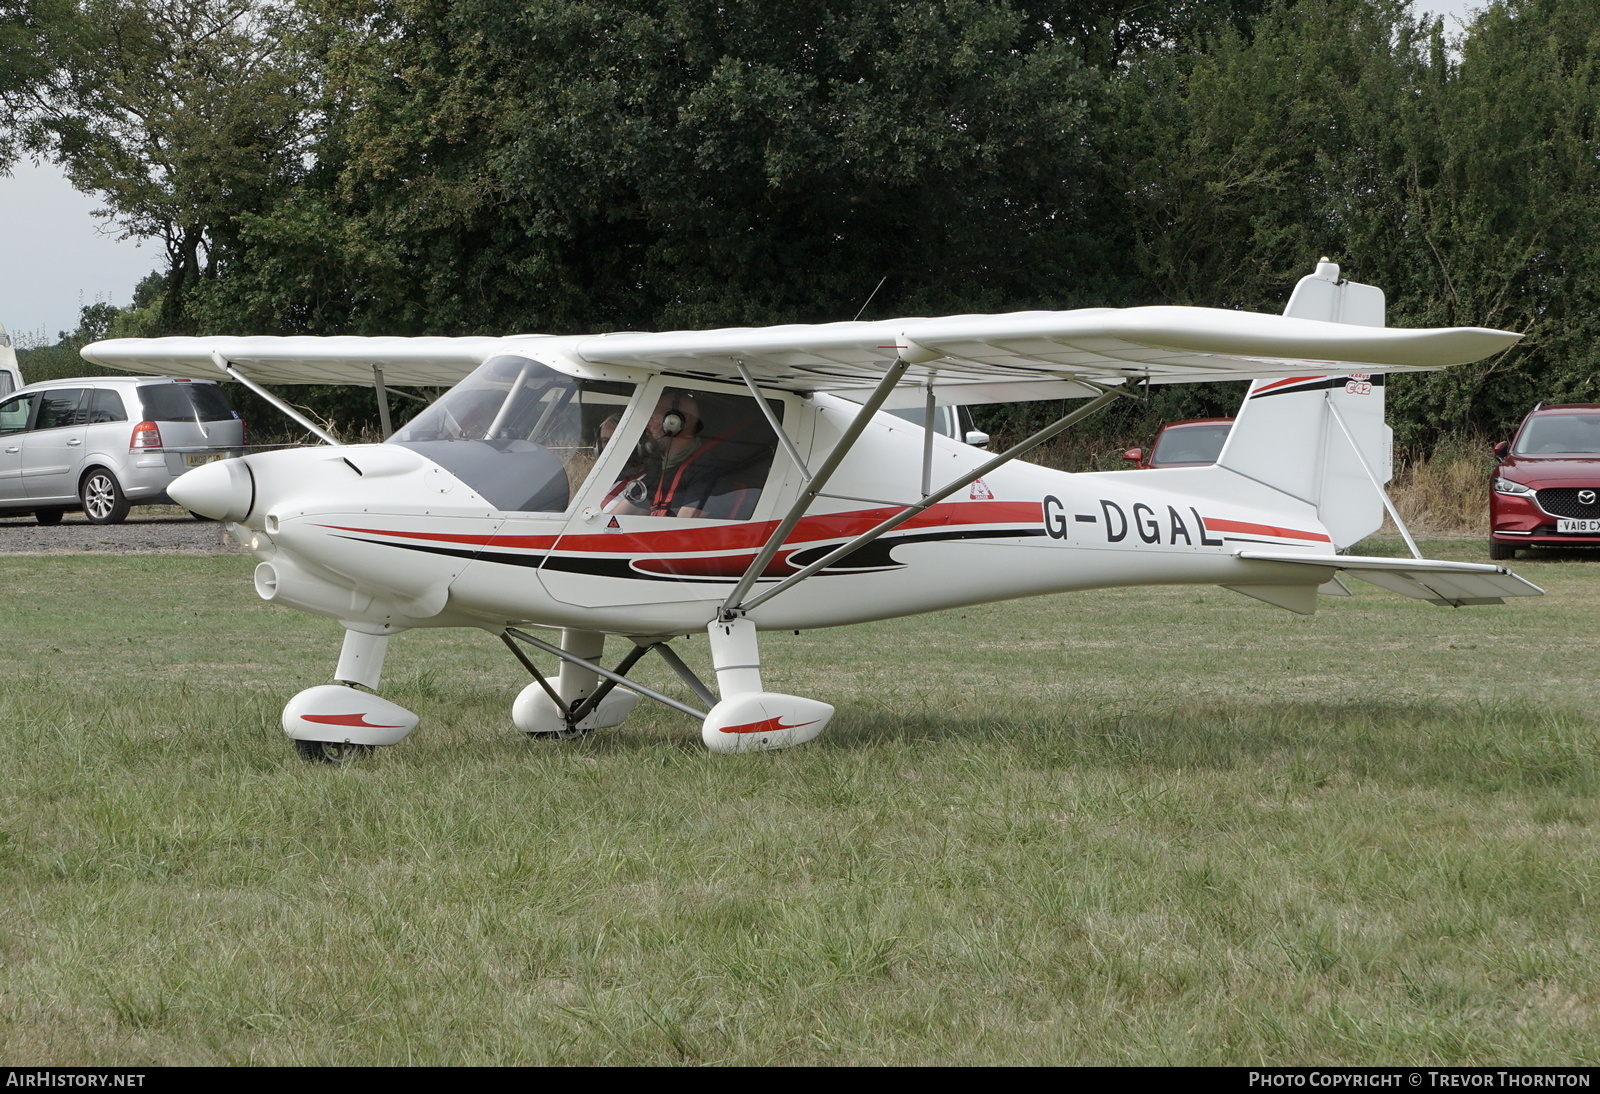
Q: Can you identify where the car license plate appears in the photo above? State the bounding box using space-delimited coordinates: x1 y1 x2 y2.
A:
1557 518 1600 533
184 453 222 467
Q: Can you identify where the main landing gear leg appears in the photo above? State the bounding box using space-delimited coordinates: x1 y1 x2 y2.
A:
282 627 420 762
512 629 640 738
700 615 833 753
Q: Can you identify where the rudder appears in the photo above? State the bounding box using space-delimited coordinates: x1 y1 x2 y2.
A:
1215 261 1393 549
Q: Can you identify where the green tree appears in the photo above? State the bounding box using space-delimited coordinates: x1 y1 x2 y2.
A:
7 0 316 331
1029 0 1283 68
199 0 1133 336
1101 0 1600 447
13 301 123 382
1379 0 1600 441
0 0 69 167
1111 0 1432 309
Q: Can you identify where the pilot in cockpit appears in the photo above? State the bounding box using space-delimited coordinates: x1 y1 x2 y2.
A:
602 391 726 518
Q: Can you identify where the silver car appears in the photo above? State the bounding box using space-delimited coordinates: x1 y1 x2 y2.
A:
0 375 245 524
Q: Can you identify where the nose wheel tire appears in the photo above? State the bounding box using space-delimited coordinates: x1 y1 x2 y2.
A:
525 724 595 741
293 739 374 764
80 469 130 524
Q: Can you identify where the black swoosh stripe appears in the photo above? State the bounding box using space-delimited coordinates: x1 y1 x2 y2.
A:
334 524 1047 583
1249 374 1386 400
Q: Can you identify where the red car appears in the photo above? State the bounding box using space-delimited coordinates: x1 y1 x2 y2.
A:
1123 417 1234 469
1490 403 1600 559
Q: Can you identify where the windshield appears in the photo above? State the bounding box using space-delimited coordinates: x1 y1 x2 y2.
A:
1151 422 1232 467
1512 413 1600 456
389 355 635 512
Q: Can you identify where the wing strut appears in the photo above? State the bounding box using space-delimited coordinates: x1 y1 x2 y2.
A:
503 627 710 720
652 642 720 708
210 351 342 446
730 379 1142 614
721 357 912 612
734 361 811 480
373 365 393 438
1324 396 1422 560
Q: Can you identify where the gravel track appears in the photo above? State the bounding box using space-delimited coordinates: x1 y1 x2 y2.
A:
0 505 245 554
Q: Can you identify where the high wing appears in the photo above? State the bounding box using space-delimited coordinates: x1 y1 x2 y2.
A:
79 335 522 387
81 305 1519 405
575 307 1519 406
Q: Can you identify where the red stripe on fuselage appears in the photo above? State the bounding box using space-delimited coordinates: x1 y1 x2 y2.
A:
1201 516 1330 543
317 501 1044 557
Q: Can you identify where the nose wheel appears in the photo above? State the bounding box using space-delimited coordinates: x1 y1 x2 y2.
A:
524 722 596 742
293 739 374 764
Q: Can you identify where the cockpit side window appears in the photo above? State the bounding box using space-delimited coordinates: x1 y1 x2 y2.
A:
601 386 784 520
388 355 635 513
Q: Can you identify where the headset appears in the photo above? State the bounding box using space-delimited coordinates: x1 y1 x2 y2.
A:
659 395 702 437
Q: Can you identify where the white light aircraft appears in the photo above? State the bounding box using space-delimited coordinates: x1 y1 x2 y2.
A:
82 261 1541 761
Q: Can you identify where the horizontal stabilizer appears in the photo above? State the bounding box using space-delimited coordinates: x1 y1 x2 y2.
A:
1235 551 1543 607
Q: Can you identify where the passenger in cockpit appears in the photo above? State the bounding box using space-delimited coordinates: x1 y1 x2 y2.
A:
602 391 725 518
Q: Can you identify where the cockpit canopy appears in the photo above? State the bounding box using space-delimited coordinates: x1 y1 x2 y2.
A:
389 355 633 512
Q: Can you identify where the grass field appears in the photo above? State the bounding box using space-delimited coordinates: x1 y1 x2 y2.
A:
2 540 1598 1065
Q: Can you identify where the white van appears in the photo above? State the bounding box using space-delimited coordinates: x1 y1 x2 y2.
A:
0 323 21 398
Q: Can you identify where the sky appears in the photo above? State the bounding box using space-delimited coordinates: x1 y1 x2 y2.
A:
0 157 155 344
0 0 1487 346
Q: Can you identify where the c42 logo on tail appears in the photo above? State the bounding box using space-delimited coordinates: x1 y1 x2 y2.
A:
1043 495 1223 546
1346 373 1373 395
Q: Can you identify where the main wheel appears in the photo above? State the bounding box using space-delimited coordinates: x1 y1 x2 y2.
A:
1489 539 1516 561
80 469 130 524
293 739 374 764
34 508 65 526
525 723 595 741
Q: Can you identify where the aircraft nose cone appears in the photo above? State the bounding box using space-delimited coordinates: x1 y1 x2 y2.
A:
170 457 255 523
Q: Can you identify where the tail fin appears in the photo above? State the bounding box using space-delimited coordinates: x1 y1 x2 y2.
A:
1215 261 1393 549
